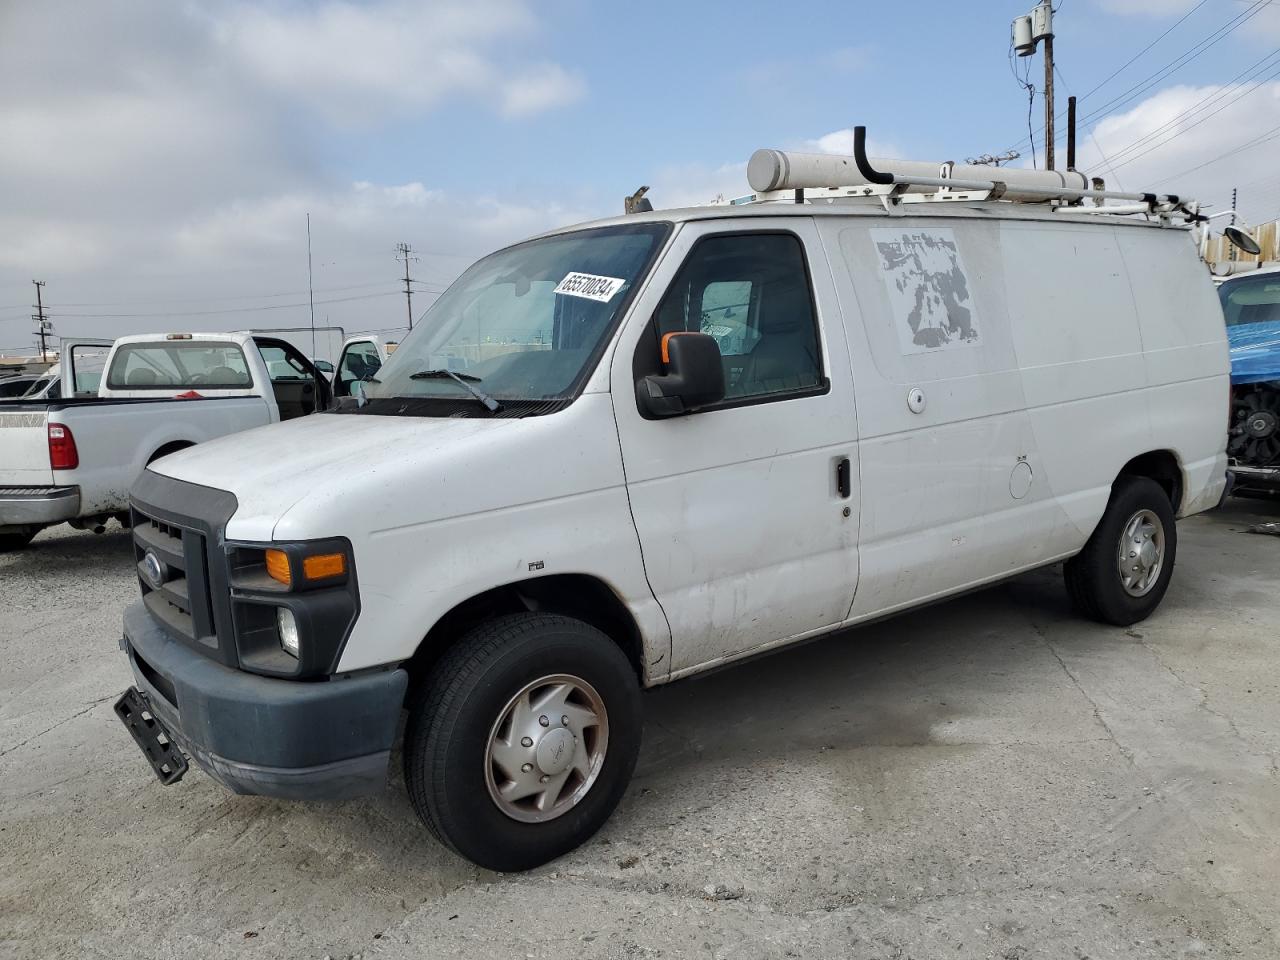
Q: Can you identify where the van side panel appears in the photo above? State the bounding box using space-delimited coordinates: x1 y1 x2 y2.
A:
1001 222 1152 543
825 214 1079 617
1115 228 1230 515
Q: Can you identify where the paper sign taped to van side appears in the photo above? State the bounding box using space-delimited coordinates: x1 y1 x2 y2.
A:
554 272 626 303
870 228 981 355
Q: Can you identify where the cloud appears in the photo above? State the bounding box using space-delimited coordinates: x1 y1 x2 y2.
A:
499 63 587 117
0 0 597 350
797 129 903 160
211 0 581 124
1076 81 1280 222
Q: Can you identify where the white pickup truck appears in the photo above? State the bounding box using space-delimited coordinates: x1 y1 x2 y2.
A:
0 332 330 550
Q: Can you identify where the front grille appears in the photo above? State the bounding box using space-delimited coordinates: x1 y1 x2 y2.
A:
133 506 227 662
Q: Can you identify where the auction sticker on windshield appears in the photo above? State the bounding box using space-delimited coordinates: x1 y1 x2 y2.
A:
554 272 626 303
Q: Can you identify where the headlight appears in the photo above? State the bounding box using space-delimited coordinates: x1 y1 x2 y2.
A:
277 607 300 658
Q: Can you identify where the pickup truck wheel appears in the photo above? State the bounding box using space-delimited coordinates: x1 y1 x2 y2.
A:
403 612 642 871
1064 476 1177 626
0 530 37 552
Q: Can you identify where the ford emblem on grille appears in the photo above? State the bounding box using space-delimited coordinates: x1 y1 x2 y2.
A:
141 550 169 590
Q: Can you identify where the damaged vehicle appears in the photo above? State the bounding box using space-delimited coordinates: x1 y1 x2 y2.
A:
1218 268 1280 495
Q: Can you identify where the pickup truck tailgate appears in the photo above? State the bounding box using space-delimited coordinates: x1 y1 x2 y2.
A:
0 408 53 486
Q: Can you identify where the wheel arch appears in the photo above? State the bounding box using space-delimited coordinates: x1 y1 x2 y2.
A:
146 440 195 465
1117 449 1184 513
404 573 648 693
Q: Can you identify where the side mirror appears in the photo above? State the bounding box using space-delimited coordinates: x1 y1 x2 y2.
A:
637 332 725 417
1225 225 1262 257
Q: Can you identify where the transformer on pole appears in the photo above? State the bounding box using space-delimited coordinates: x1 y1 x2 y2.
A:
1012 2 1056 170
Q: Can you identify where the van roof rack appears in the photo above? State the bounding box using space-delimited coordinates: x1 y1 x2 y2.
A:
729 125 1203 225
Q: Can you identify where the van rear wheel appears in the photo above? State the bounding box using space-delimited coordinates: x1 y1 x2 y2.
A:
403 612 642 871
1064 476 1177 626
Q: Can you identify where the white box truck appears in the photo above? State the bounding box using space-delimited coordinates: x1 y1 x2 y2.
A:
113 130 1229 870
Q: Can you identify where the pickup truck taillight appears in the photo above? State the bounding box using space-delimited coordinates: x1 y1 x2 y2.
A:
48 423 79 470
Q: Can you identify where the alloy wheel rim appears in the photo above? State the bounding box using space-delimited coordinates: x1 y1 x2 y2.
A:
484 673 609 824
1116 508 1165 597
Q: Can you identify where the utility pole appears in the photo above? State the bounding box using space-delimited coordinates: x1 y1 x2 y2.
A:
1043 32 1055 171
1013 2 1055 169
31 280 49 363
396 242 420 331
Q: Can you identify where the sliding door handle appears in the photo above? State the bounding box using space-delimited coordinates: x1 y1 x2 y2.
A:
836 457 851 499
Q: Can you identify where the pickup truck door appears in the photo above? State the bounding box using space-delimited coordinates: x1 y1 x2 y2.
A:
62 339 114 397
334 339 383 398
610 219 860 678
253 337 332 417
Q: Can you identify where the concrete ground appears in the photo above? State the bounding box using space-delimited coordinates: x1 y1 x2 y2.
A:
1 499 1277 960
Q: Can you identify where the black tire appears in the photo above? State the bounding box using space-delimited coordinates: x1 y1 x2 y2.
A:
403 612 642 871
1064 476 1177 626
0 530 37 552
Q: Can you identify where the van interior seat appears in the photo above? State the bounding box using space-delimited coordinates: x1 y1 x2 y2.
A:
741 282 819 394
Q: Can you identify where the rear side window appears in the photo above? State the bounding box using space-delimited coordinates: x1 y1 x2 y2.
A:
106 342 252 390
649 232 823 403
1219 275 1280 327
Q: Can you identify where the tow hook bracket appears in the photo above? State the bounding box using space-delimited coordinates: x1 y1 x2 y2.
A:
114 687 189 786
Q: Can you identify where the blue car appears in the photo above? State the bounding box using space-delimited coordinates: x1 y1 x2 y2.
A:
1219 270 1280 493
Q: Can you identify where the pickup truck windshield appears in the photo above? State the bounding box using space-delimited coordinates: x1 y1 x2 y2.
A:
360 223 669 413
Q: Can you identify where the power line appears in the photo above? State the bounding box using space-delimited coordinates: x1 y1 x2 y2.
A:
36 280 400 308
1073 0 1269 128
1152 119 1280 184
49 289 405 320
1098 48 1280 171
1006 0 1267 154
1078 0 1212 103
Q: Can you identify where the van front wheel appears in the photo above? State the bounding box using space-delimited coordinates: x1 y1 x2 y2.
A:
403 613 642 871
1064 476 1177 626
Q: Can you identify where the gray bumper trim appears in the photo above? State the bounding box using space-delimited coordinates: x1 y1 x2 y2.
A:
122 600 407 800
0 485 79 527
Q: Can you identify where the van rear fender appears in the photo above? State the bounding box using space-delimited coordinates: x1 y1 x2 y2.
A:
405 574 648 692
1117 450 1183 514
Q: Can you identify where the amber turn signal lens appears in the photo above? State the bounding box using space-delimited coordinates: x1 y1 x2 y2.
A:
302 552 346 581
264 549 292 586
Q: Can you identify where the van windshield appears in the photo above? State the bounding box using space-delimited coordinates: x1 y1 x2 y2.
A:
359 223 669 413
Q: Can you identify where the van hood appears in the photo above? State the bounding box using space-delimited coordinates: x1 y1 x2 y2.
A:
151 412 522 540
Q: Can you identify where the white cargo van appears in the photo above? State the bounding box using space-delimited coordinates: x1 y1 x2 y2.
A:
114 133 1229 871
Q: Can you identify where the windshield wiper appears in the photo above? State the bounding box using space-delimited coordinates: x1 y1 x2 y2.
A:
409 369 503 412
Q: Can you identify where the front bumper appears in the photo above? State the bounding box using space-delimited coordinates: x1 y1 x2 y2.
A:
121 600 407 800
0 485 79 528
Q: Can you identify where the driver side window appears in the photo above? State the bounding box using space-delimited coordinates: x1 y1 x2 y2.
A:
650 232 824 403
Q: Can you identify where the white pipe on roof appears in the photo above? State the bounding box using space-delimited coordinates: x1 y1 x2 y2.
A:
747 149 1091 201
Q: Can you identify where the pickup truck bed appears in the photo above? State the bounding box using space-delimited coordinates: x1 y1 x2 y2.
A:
0 396 275 541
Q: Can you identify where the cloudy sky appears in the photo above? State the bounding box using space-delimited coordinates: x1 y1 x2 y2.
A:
2 0 1279 355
